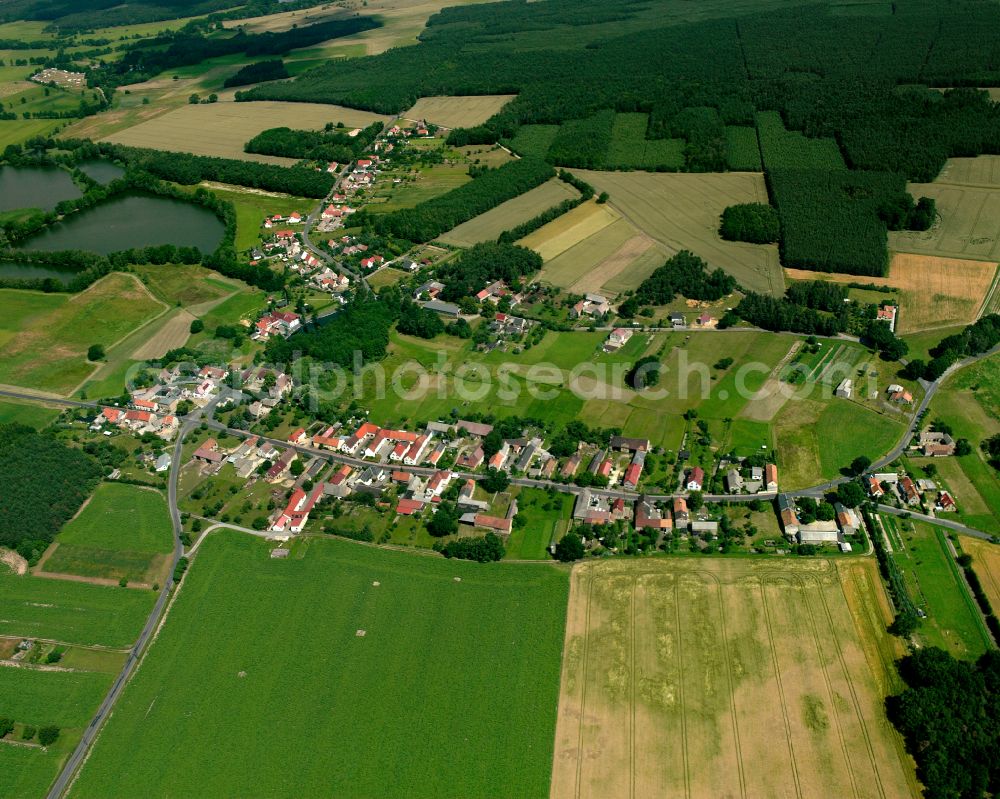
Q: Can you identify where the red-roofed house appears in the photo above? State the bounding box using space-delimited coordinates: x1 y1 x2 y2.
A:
686 467 704 491
474 514 512 534
623 462 642 489
396 498 425 516
287 428 308 444
101 407 123 424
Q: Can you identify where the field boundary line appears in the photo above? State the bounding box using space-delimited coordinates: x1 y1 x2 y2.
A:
674 576 691 799
815 569 894 799
704 570 747 798
977 263 1000 318
630 575 637 799
758 576 804 799
786 572 863 799
573 569 596 799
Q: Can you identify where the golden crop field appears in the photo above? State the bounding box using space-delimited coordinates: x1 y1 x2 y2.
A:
402 95 516 129
787 253 998 333
436 178 578 247
962 536 1000 609
521 201 619 261
551 558 917 799
100 101 390 163
891 156 1000 262
571 169 785 295
222 3 347 32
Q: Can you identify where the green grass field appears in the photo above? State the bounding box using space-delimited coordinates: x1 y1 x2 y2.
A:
43 483 174 584
70 532 568 799
56 484 173 554
0 572 154 648
0 746 59 799
0 274 163 395
888 518 992 658
202 186 315 251
0 397 61 427
1 666 113 730
506 488 574 559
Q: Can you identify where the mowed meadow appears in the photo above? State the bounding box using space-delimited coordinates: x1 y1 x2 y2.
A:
69 533 569 799
551 558 917 799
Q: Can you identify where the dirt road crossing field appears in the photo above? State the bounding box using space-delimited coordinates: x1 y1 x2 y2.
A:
551 558 916 799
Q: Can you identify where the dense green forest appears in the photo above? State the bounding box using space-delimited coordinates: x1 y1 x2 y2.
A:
436 242 542 301
245 121 383 163
358 158 555 243
223 59 288 89
0 424 101 553
241 0 1000 277
106 145 334 197
886 648 999 799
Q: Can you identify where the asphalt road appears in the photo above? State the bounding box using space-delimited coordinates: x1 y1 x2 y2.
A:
877 503 997 541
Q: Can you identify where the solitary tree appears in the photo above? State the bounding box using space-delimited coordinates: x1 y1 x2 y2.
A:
849 455 871 476
554 532 585 562
87 344 105 361
37 726 60 747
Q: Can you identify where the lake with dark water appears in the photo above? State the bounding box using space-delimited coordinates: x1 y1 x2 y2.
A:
19 192 226 255
0 165 81 212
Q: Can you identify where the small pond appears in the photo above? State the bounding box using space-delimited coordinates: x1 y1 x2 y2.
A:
78 160 126 184
0 261 80 285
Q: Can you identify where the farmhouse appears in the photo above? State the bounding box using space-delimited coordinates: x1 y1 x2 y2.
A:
726 468 744 493
623 451 644 489
686 466 704 491
918 430 956 457
937 491 957 512
569 293 611 319
271 484 325 533
610 435 649 453
777 494 799 536
635 497 672 531
876 304 898 332
193 438 226 465
604 327 633 351
899 476 921 506
797 521 840 545
834 503 861 536
673 496 689 524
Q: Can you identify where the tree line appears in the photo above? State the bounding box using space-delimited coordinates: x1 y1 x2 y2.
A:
358 157 555 243
244 120 383 164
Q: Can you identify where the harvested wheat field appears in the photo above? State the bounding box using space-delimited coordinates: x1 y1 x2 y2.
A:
402 95 516 129
131 309 195 360
551 557 917 799
787 253 997 333
569 234 658 295
521 201 619 262
571 170 784 295
101 101 390 164
891 156 1000 262
962 536 1000 610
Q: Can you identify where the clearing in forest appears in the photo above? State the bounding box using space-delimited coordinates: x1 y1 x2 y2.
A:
551 557 916 799
101 101 390 164
571 169 784 295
